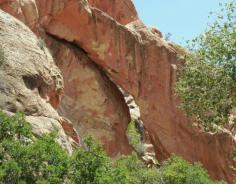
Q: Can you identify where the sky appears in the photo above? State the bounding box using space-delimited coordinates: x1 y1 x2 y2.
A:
132 0 232 44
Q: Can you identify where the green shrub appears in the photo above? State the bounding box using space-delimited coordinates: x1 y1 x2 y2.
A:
0 160 21 184
176 58 236 129
176 1 236 130
114 154 225 184
157 156 226 184
68 136 113 184
126 119 145 155
0 111 32 142
0 112 68 184
115 154 159 184
0 111 226 183
188 1 236 80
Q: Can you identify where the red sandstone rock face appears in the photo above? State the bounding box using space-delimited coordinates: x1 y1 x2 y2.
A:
42 2 236 182
0 0 132 156
0 0 38 29
88 0 138 24
1 0 236 182
46 36 132 156
0 9 77 153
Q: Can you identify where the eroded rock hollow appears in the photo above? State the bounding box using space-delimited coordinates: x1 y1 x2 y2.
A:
0 0 235 182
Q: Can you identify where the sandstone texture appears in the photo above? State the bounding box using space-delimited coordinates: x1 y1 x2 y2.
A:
88 0 138 25
46 36 132 156
0 0 236 183
0 9 79 153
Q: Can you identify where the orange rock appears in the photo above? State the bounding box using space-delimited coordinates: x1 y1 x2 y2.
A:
43 1 236 182
60 117 80 145
1 0 236 182
46 36 132 156
88 0 138 24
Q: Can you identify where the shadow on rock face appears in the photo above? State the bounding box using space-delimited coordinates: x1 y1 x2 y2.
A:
0 10 77 153
0 10 63 119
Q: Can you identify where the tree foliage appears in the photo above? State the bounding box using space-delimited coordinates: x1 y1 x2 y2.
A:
0 112 68 184
126 119 144 155
157 156 225 184
176 1 236 130
0 111 225 184
68 137 114 184
189 1 236 79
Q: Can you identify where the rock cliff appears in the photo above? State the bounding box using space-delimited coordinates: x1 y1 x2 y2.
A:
0 0 235 183
0 9 79 153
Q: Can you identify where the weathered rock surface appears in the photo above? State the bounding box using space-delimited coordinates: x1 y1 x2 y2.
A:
0 9 61 118
26 116 75 152
124 91 157 165
41 2 236 182
0 0 133 155
0 9 79 153
1 0 236 182
88 0 138 25
46 36 132 156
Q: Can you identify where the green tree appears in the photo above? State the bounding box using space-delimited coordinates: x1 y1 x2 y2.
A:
115 154 159 184
68 137 111 184
126 119 144 155
0 112 68 184
157 156 226 184
0 112 32 142
0 160 21 184
189 1 236 79
176 1 236 130
68 136 130 184
0 111 226 184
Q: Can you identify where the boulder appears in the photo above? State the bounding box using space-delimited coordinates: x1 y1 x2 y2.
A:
0 9 79 153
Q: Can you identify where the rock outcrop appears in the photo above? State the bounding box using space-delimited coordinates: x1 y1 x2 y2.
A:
0 9 79 153
124 91 157 166
1 0 236 183
46 36 132 156
88 0 138 25
0 0 133 156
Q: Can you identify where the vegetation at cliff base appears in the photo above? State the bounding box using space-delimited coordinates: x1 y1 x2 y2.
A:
126 119 144 155
175 1 236 130
0 111 225 184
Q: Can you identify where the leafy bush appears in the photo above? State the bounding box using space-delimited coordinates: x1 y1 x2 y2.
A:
176 1 236 130
189 1 236 79
0 111 225 183
0 112 32 141
114 154 226 184
0 112 68 184
115 154 159 184
68 137 113 184
0 111 123 184
126 119 145 155
157 156 226 184
176 58 236 129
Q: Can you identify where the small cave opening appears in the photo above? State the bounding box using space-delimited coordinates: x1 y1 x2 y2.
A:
22 75 48 100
